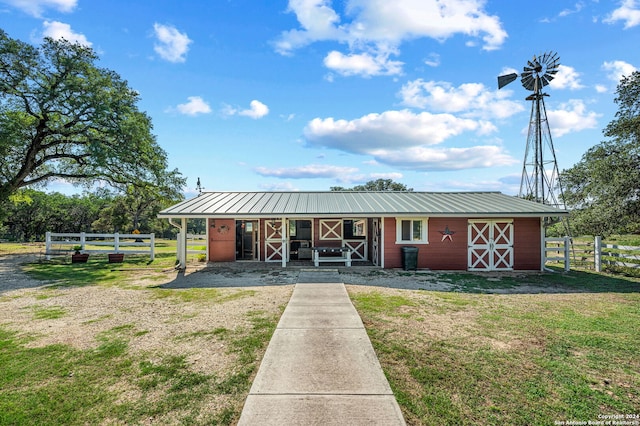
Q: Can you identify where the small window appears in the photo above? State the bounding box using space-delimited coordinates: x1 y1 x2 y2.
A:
344 219 366 239
396 218 428 244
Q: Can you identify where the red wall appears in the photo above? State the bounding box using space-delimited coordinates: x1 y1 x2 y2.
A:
208 218 236 262
383 216 542 270
513 217 542 270
383 217 468 270
206 216 542 269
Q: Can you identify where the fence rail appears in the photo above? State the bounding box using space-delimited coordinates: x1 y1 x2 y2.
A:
186 233 207 255
544 236 640 272
45 232 155 260
598 238 640 271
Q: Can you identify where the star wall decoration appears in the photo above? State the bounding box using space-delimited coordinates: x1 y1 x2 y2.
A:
439 226 456 242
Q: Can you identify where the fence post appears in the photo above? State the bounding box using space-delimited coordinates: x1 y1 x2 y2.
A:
80 232 86 251
45 232 51 260
595 236 602 272
114 233 120 253
563 236 570 272
150 233 155 261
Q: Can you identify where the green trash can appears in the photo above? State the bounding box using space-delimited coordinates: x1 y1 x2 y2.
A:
401 246 418 270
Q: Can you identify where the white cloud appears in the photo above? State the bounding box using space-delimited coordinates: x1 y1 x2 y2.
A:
595 84 608 93
303 109 512 171
223 100 270 119
424 52 441 67
176 96 211 116
603 60 638 83
369 145 517 171
305 110 490 152
273 0 346 54
547 99 600 137
153 23 192 63
240 100 270 119
42 21 91 47
274 0 508 76
2 0 76 17
254 164 358 179
323 50 403 77
549 65 584 90
343 0 507 50
604 0 640 28
398 79 524 119
558 2 585 17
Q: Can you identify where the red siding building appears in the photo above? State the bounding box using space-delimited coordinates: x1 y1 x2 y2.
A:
159 191 567 271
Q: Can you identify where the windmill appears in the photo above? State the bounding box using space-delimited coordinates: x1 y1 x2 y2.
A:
498 52 566 210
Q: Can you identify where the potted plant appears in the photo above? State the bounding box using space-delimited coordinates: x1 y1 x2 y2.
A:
108 253 125 263
71 245 89 263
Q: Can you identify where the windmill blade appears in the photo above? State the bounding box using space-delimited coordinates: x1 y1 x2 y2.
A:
497 72 518 89
522 74 535 91
541 75 551 87
541 52 551 64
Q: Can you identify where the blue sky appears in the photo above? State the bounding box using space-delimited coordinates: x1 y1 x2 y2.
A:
1 0 639 198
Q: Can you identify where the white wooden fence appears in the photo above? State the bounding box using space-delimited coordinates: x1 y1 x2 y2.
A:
544 236 571 272
594 236 640 272
544 236 640 272
45 232 155 260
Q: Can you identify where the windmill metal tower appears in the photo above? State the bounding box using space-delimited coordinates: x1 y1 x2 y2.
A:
498 52 566 210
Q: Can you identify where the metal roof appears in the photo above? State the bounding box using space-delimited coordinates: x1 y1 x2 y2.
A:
158 191 567 218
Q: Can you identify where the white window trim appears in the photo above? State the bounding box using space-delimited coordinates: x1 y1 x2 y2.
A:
395 218 429 244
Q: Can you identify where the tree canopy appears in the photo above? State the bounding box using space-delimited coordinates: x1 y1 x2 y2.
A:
1 188 181 241
330 178 413 192
0 30 184 205
562 71 640 236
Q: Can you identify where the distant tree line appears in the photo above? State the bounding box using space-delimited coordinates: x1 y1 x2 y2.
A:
331 179 413 192
0 189 205 242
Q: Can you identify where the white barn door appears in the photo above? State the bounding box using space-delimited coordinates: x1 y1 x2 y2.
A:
468 220 513 271
265 220 284 262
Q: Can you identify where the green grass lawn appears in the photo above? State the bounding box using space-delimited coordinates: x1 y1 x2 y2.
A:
2 242 640 425
349 284 640 425
0 241 281 425
0 313 278 425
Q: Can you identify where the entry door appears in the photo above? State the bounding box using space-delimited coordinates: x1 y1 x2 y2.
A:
468 220 513 271
264 220 284 262
236 220 258 260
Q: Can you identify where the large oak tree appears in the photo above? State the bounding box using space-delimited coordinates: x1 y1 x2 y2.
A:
0 30 184 206
561 71 640 236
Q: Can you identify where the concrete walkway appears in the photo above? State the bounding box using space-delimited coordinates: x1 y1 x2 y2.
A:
238 273 406 425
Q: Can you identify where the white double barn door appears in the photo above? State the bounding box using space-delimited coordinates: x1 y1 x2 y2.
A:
468 220 514 271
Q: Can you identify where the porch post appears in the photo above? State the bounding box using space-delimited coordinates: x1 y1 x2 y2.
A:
281 216 287 268
540 218 545 271
179 217 188 269
380 217 385 268
205 218 210 264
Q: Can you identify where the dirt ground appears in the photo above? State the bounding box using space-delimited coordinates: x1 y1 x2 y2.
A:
0 254 294 374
